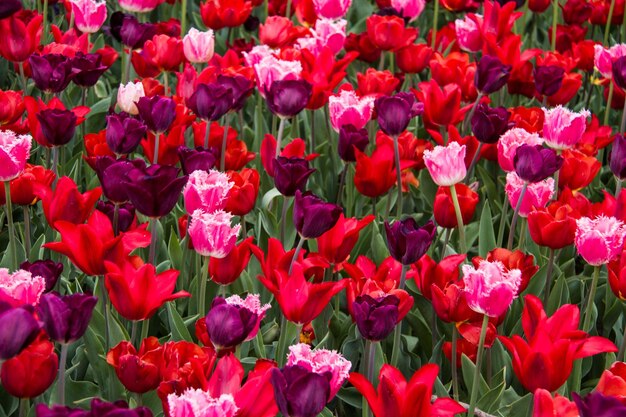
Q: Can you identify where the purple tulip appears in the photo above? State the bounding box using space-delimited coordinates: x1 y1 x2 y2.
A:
96 201 136 233
375 94 415 137
35 404 89 417
186 83 233 121
28 54 76 94
136 96 176 133
204 297 257 351
338 124 369 162
471 104 511 144
37 109 77 147
533 65 565 97
177 146 218 175
475 55 511 95
37 292 98 344
0 0 22 19
610 134 626 180
513 144 564 183
94 156 144 203
0 302 41 360
273 157 316 197
573 392 626 417
110 12 156 50
71 53 108 88
352 294 399 341
105 112 147 155
217 75 254 112
612 56 626 91
293 190 342 239
36 398 153 417
20 260 63 293
384 218 435 265
124 164 188 218
271 365 331 417
266 79 312 119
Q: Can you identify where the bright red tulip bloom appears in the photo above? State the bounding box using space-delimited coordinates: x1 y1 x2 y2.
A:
443 320 498 367
200 0 253 30
344 32 382 64
316 214 375 267
532 389 579 417
558 149 600 191
433 184 479 229
224 169 260 216
608 249 626 300
413 254 465 301
414 80 468 129
500 295 618 393
429 52 477 102
106 337 164 394
356 68 400 98
192 122 255 171
35 176 101 229
354 136 396 198
209 237 254 285
301 48 357 110
528 202 579 250
0 164 55 206
396 44 432 74
365 15 418 52
0 11 42 62
596 361 626 402
143 34 185 72
473 248 538 294
0 90 25 127
349 364 465 417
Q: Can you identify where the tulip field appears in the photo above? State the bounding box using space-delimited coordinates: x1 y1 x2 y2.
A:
3 0 626 416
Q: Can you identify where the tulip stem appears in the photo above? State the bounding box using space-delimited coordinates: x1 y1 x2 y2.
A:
152 132 160 165
336 163 347 206
198 256 209 314
220 114 231 171
51 147 59 182
57 343 69 405
276 118 286 160
100 278 111 351
582 265 601 332
431 0 440 50
42 0 49 46
204 121 211 149
467 314 490 417
18 62 27 92
19 398 28 417
618 322 626 361
148 218 158 265
543 248 556 306
449 185 467 254
390 265 408 367
451 325 460 401
462 93 483 136
550 0 558 51
4 182 17 270
131 320 138 347
392 135 403 219
23 207 30 260
276 318 301 366
604 0 616 46
140 318 150 342
288 238 305 275
506 182 528 250
124 49 132 84
466 142 483 183
112 204 120 236
620 93 626 133
362 340 376 417
605 82 615 127
181 0 188 36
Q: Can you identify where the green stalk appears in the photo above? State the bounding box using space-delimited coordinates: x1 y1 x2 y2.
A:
451 325 460 401
605 82 615 127
4 182 17 270
181 0 188 36
220 114 232 171
362 340 376 417
450 184 467 253
431 0 440 50
582 265 601 332
550 0 559 51
56 344 69 405
507 182 528 250
148 218 159 265
393 135 403 219
390 265 408 367
467 315 490 417
42 0 49 46
543 248 556 306
604 0 616 46
198 255 209 315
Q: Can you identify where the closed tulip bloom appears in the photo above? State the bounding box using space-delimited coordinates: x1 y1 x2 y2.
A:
575 216 626 266
71 53 108 89
36 109 77 147
462 260 521 317
471 104 511 144
178 146 218 175
0 130 32 181
534 65 565 97
37 292 98 344
384 218 435 265
528 203 578 250
423 142 467 186
168 389 239 417
96 201 136 233
124 164 188 218
594 44 626 78
391 0 425 20
117 82 145 115
513 144 564 183
434 183 479 228
352 294 399 341
475 55 511 94
28 54 75 94
0 269 45 307
189 210 241 258
224 169 260 216
119 0 166 13
497 128 544 172
69 0 107 33
36 176 102 227
95 157 143 203
293 191 342 239
542 106 590 150
610 134 626 180
573 392 626 417
183 169 233 214
286 343 351 398
533 390 578 417
375 95 413 137
113 13 156 49
204 297 259 350
313 0 352 18
253 55 302 96
273 157 315 197
106 113 147 155
216 75 254 113
136 96 176 133
183 28 215 63
505 172 554 217
20 260 63 293
209 238 254 285
187 83 233 122
613 56 626 91
266 80 312 119
338 125 369 162
106 337 163 393
0 302 41 360
328 90 375 131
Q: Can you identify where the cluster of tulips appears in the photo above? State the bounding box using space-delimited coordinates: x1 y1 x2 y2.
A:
4 0 626 416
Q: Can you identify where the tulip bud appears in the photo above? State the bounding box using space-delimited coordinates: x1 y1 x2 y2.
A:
352 294 399 341
273 157 315 197
462 260 521 317
28 54 75 94
471 104 511 144
136 96 176 133
20 260 63 293
69 0 107 34
37 292 98 344
475 55 511 95
117 81 146 115
0 130 32 181
105 112 147 155
177 146 218 175
513 144 564 183
186 83 233 122
266 80 312 119
183 28 215 63
293 191 342 239
613 56 626 91
610 134 626 180
0 303 41 360
37 109 77 147
533 65 565 97
338 124 369 162
96 201 136 233
188 210 241 258
384 218 435 265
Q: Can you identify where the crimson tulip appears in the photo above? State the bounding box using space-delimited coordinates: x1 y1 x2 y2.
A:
316 214 375 267
528 202 579 250
200 0 253 30
365 15 417 51
35 176 101 229
433 184 479 228
209 237 254 285
0 11 42 62
106 337 164 393
0 164 55 206
224 169 259 216
354 137 396 198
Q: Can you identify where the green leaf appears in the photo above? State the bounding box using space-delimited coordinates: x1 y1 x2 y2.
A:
168 227 183 270
478 201 496 258
167 302 192 341
461 354 489 399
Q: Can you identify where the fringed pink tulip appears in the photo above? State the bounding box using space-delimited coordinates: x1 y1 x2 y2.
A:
183 28 215 64
497 128 543 172
313 0 352 19
253 55 302 96
505 172 554 217
117 82 145 115
391 0 425 21
188 210 240 258
168 389 239 417
286 343 351 398
328 90 375 131
423 142 467 186
575 216 626 266
69 0 107 34
462 260 522 317
300 18 347 56
542 106 590 150
183 169 233 215
223 294 271 340
594 44 626 78
0 269 45 307
0 130 31 182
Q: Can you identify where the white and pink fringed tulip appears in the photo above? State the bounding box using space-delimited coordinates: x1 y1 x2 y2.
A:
0 269 45 307
188 210 241 258
69 0 107 33
505 172 554 217
0 130 32 182
168 389 238 417
575 216 626 266
328 90 375 131
183 169 233 215
286 343 351 398
462 260 522 317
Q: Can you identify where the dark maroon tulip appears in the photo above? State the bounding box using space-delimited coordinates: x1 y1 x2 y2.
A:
573 392 626 417
266 79 312 119
0 0 22 19
105 112 147 155
610 134 626 180
613 56 626 91
35 404 88 417
513 144 563 183
271 365 331 417
136 96 176 133
20 260 63 293
384 218 435 265
94 157 144 203
533 65 565 97
28 54 76 94
475 55 511 94
273 157 315 197
36 398 153 417
217 74 254 112
352 294 399 341
375 94 414 137
395 92 424 117
37 109 77 147
471 104 511 144
110 12 156 50
204 297 257 351
123 164 188 218
186 83 233 121
0 302 41 360
293 190 342 239
37 292 98 344
338 124 369 162
96 201 136 233
244 15 260 31
177 146 218 175
71 53 108 88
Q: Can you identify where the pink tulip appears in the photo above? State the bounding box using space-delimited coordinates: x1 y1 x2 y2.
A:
224 294 271 340
575 216 626 266
119 0 166 13
243 45 274 68
253 55 302 96
313 0 352 19
328 90 375 131
455 15 483 53
505 172 553 217
286 343 351 398
69 0 107 34
542 106 590 150
117 82 145 115
462 260 522 317
0 130 32 182
0 269 45 307
391 0 425 21
189 210 241 258
423 142 467 186
183 28 215 64
301 18 347 56
594 44 626 79
168 389 238 417
497 128 543 172
183 170 233 215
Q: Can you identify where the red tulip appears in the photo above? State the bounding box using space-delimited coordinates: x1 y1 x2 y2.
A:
301 47 357 110
365 15 417 52
35 177 101 229
344 32 382 64
0 10 42 62
413 254 465 300
354 136 396 198
558 149 600 191
396 44 432 74
316 214 375 267
143 34 185 72
596 361 626 402
224 169 260 216
429 52 477 102
414 80 467 129
106 337 164 393
0 90 25 127
259 16 304 48
356 68 400 98
433 184 479 229
532 389 579 417
200 0 253 30
0 164 55 206
191 122 255 171
443 320 498 367
346 276 414 324
608 249 626 300
84 130 116 169
528 202 579 250
209 237 254 285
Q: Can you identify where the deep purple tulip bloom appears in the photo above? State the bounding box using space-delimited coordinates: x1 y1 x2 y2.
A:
186 83 233 122
177 146 218 175
513 144 564 183
293 190 342 239
610 134 626 180
271 365 331 417
124 164 188 218
573 392 626 417
94 156 144 203
217 75 254 112
28 54 76 94
37 292 98 344
0 302 41 360
338 124 369 162
533 65 565 97
110 12 156 50
35 404 89 417
384 218 436 265
37 109 77 147
71 53 108 88
136 96 176 133
20 260 63 293
204 297 257 351
613 56 626 91
471 104 511 144
105 112 147 155
96 201 136 233
375 94 415 137
273 157 315 197
0 0 22 19
266 80 312 119
475 55 511 95
352 294 399 341
36 399 153 417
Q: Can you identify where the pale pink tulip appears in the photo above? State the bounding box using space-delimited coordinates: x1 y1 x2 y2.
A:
542 106 590 150
183 170 233 215
119 0 166 13
423 142 467 186
455 15 483 53
69 0 107 33
287 343 351 398
328 90 375 131
391 0 425 21
497 128 543 172
254 55 302 96
224 294 271 340
0 130 32 182
307 18 347 56
505 172 554 217
168 389 238 417
575 216 626 266
313 0 352 19
189 210 241 258
0 269 45 307
462 260 522 317
183 28 215 64
117 81 145 115
594 44 626 79
243 45 274 68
